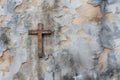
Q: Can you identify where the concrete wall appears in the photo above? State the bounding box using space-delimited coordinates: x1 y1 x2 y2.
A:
0 0 120 80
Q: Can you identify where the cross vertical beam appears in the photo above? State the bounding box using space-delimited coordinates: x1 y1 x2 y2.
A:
38 23 43 58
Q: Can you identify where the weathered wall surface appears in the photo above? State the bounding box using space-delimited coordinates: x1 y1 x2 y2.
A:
0 0 120 80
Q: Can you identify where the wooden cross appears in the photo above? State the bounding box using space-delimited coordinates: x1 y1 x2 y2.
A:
28 23 52 58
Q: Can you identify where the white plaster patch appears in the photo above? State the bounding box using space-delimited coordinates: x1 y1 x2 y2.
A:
106 3 120 13
59 0 82 14
113 38 120 47
0 72 3 80
0 7 5 15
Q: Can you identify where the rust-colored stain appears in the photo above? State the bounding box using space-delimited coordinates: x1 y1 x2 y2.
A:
98 48 111 72
28 23 52 58
90 17 101 24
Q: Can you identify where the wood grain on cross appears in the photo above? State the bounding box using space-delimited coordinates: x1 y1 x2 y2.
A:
28 23 52 58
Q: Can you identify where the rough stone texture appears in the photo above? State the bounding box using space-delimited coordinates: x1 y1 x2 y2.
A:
0 0 120 80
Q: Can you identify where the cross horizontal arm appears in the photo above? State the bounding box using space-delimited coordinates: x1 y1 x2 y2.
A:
42 30 51 34
28 30 51 35
28 30 38 35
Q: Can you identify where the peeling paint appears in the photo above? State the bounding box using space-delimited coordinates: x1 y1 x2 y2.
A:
76 28 86 40
0 50 12 72
59 35 71 48
0 0 5 8
0 15 7 25
98 48 111 72
0 0 120 80
75 0 103 24
106 12 114 23
14 0 25 13
31 0 37 7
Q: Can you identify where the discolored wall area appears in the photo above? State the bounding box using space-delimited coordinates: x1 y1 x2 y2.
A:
0 0 120 80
